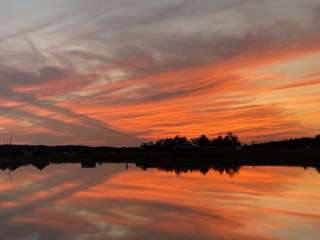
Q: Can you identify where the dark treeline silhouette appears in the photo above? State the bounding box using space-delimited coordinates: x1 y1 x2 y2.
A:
142 133 320 151
0 145 120 157
141 132 241 150
0 133 318 158
0 134 319 174
244 135 320 149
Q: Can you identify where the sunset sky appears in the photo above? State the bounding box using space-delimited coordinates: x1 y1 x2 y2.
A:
0 0 319 146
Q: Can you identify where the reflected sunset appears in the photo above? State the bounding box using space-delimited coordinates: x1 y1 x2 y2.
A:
0 164 319 240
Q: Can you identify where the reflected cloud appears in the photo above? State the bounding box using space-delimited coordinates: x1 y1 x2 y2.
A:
0 164 319 239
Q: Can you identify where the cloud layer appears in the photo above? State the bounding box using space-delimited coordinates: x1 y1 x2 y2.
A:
0 0 320 145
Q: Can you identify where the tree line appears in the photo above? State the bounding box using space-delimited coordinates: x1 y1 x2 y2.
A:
246 135 320 149
142 133 320 151
141 132 241 150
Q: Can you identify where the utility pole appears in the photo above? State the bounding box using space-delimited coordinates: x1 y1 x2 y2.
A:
7 134 13 145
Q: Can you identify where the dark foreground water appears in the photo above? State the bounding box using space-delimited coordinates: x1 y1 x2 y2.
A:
0 164 319 240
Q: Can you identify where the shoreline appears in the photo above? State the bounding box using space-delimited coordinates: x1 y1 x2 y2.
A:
0 148 319 173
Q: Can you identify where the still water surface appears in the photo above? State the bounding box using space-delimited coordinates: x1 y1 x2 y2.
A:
0 164 319 240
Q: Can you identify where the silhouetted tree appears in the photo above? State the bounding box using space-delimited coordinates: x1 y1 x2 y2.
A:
174 135 188 145
142 132 243 150
143 135 192 150
316 135 320 147
212 135 224 147
198 135 211 147
223 132 241 148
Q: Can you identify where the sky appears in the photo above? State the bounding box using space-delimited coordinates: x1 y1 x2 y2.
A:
0 0 319 146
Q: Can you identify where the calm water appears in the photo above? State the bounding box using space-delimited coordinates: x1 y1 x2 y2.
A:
0 164 319 240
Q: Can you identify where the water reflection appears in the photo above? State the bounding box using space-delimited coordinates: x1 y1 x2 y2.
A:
0 164 319 240
1 159 320 178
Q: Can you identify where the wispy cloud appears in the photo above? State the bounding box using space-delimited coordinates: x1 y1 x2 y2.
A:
0 0 319 145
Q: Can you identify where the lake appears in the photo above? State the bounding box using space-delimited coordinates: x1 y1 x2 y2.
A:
0 163 319 240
